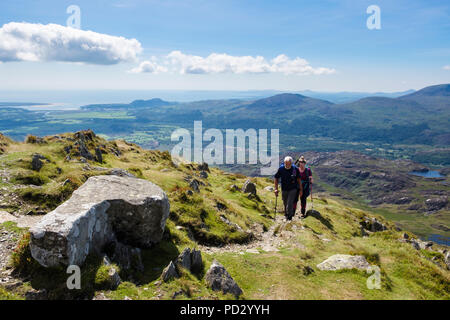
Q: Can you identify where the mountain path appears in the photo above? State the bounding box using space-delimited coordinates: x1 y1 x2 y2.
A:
198 212 307 254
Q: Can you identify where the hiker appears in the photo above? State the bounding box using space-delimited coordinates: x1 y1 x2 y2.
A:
274 156 303 220
295 156 314 217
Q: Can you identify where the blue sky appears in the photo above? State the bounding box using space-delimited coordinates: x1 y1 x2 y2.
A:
0 0 449 93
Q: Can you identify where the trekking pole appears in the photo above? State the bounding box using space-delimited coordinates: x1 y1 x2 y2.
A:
310 184 313 211
274 192 278 217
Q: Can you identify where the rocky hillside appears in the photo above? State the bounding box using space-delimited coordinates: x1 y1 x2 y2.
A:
290 151 449 240
0 131 449 300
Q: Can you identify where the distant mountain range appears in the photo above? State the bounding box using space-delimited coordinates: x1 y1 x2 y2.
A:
1 84 449 166
297 89 416 103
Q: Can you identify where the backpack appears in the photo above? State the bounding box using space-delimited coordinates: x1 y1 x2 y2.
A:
300 166 312 197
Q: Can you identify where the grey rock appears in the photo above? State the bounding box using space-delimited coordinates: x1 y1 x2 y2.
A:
205 260 243 297
190 249 203 273
396 197 412 204
177 248 192 270
197 162 210 172
95 147 103 163
425 197 448 212
303 265 315 276
199 171 208 179
229 184 239 192
361 217 387 232
316 254 370 271
31 154 45 171
410 240 421 250
29 175 170 268
190 179 200 193
242 179 257 195
445 251 450 270
172 290 183 299
161 261 179 282
108 168 135 178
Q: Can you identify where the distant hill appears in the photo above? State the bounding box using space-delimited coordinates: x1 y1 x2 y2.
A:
130 98 175 108
398 84 450 111
298 89 416 104
244 93 333 111
81 98 175 111
400 84 450 98
227 93 333 120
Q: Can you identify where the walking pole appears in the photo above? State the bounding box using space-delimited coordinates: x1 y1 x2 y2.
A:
274 192 278 218
310 184 313 211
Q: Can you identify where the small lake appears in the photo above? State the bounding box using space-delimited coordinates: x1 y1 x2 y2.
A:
425 234 450 246
409 170 444 178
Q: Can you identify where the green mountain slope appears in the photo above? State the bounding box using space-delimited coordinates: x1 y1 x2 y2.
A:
0 131 448 300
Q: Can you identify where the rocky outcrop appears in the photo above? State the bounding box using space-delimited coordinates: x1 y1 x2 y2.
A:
177 248 192 270
108 168 135 178
317 254 370 271
360 217 387 233
425 197 448 212
242 179 257 195
406 238 434 251
205 260 242 297
161 248 204 282
199 171 208 179
189 179 201 193
161 261 179 282
31 154 48 171
95 147 103 163
29 175 170 268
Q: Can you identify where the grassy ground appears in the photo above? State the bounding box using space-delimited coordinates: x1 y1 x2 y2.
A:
0 131 448 300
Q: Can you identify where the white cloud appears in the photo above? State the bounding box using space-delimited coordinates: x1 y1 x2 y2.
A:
129 60 168 74
444 65 450 70
167 51 272 74
0 22 142 64
269 54 335 75
131 51 336 75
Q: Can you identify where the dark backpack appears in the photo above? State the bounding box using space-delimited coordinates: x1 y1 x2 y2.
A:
300 167 312 197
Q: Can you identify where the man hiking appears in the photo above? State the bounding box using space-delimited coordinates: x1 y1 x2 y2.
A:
274 156 303 220
295 156 314 217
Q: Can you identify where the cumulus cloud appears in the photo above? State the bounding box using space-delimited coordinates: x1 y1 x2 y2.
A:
167 51 271 74
129 60 168 74
166 51 336 75
131 51 335 75
444 65 450 70
0 22 142 64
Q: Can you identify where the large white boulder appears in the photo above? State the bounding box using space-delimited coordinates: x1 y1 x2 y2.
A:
29 175 170 268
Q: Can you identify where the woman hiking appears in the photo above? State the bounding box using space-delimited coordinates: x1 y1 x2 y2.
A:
295 156 314 217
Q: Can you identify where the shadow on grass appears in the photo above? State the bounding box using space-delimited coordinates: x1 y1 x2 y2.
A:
137 240 180 284
306 209 334 231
